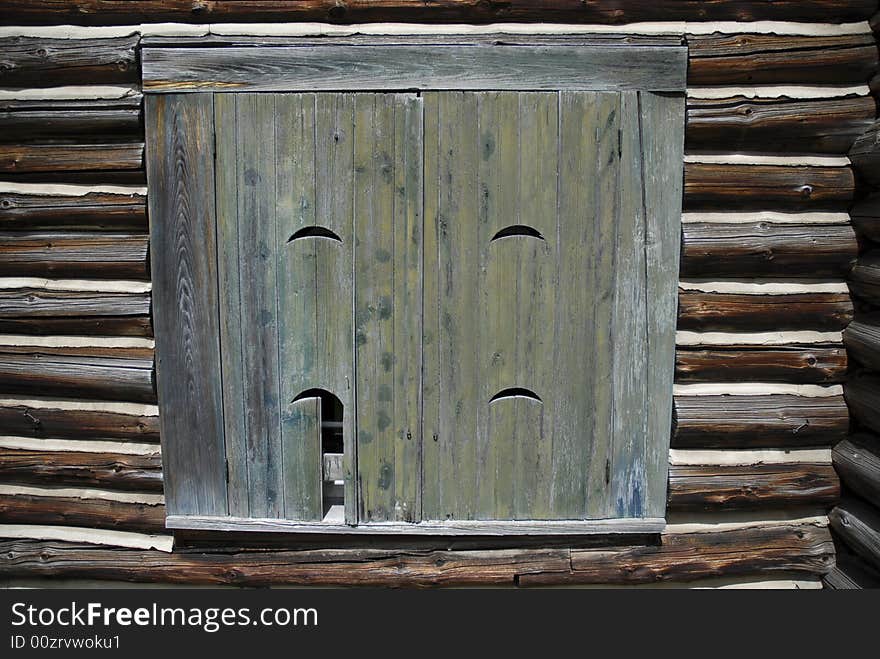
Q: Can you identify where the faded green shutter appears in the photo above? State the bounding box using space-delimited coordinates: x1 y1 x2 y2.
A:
422 91 684 521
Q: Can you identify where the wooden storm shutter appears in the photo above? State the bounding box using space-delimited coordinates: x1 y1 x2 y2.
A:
143 37 687 535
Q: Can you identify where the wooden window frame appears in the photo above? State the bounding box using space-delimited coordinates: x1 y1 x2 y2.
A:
143 36 687 537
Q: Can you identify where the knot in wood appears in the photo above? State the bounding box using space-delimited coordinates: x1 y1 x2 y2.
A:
800 185 814 197
327 3 347 21
190 1 208 13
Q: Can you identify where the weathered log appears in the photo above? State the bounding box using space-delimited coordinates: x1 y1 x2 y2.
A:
523 522 834 586
686 95 876 155
0 143 144 175
0 289 152 337
833 434 880 508
823 550 880 589
0 404 159 442
0 522 834 586
681 223 858 278
0 36 139 87
0 101 142 141
830 498 880 573
850 192 880 242
0 494 165 535
667 463 839 511
849 118 880 188
0 345 153 359
675 347 847 384
678 291 853 331
849 253 880 306
0 353 155 403
0 449 162 492
673 394 850 448
845 376 880 435
844 318 880 370
688 33 879 86
683 164 856 211
0 0 873 25
0 232 149 280
0 190 146 231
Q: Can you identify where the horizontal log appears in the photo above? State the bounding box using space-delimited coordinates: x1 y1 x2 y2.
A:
833 434 880 508
673 394 850 448
0 522 834 586
681 223 858 278
0 345 153 359
849 253 880 305
0 105 142 142
678 291 853 331
667 463 839 511
0 449 162 492
0 232 149 280
830 498 880 574
845 375 880 435
688 33 879 86
843 318 880 370
0 353 155 403
0 143 144 174
683 163 856 211
0 494 165 535
849 118 880 187
0 404 159 442
686 95 876 155
524 522 834 586
0 289 152 337
1 1 873 25
675 347 847 384
0 190 146 231
0 36 138 87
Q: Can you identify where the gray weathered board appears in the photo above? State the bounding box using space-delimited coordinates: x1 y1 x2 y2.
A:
142 44 687 93
144 41 685 534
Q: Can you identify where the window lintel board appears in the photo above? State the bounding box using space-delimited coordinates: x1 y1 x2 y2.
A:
141 37 687 94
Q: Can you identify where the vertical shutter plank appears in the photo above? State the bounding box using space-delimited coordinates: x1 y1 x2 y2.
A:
214 93 248 517
354 93 423 523
235 93 282 518
281 396 323 519
145 93 227 517
642 92 686 518
612 91 648 517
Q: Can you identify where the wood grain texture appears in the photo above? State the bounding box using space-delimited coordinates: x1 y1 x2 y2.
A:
681 222 857 278
824 548 880 589
833 434 880 509
0 403 159 442
3 0 874 25
522 522 834 585
0 494 165 535
142 45 687 93
145 93 227 517
687 33 879 86
0 352 154 403
683 163 856 211
673 394 850 448
678 291 853 331
667 463 840 511
850 193 880 242
0 289 152 338
0 143 144 175
0 448 162 492
830 498 880 574
0 190 146 231
675 347 847 384
0 35 139 87
686 95 876 155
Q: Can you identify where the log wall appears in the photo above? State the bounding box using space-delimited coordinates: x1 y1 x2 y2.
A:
0 2 874 587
